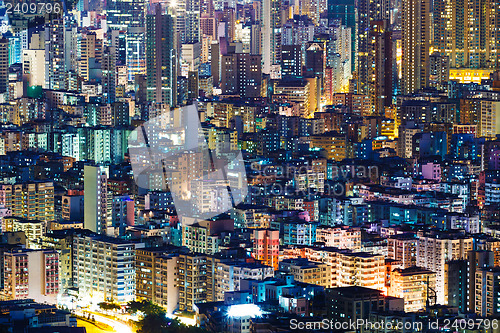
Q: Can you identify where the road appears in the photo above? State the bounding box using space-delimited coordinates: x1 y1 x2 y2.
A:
77 320 113 333
76 311 135 333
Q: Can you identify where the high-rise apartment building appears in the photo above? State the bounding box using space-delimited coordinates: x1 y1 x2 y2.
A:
281 45 302 78
325 23 352 99
102 46 117 103
2 249 58 304
107 0 145 82
220 53 262 98
467 251 494 313
433 0 500 69
335 251 386 291
40 230 77 294
479 100 500 139
146 6 177 106
262 0 281 73
215 262 274 301
112 102 130 127
184 0 201 43
22 49 45 88
279 258 332 288
77 32 100 82
416 232 473 305
397 126 422 158
369 20 393 115
283 247 387 291
273 80 314 117
446 250 496 314
3 217 44 249
387 234 417 268
327 0 356 73
475 267 500 317
327 286 386 324
106 0 144 30
182 221 221 255
44 19 66 90
305 42 325 78
109 195 134 236
401 0 430 94
0 182 54 224
357 0 390 96
253 229 279 270
389 266 436 312
73 234 139 304
177 253 215 311
310 132 347 161
180 42 201 78
446 259 468 313
0 38 7 94
136 247 180 314
173 0 201 44
83 165 109 234
315 226 361 250
429 52 450 91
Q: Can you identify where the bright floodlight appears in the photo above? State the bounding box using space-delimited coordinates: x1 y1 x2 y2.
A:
227 304 263 318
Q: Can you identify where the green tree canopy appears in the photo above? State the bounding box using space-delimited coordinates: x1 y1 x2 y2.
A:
128 300 207 332
136 314 207 333
98 301 121 311
127 300 165 316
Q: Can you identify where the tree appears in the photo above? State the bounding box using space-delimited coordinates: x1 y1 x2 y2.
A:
98 301 121 311
128 300 207 333
136 314 206 333
136 313 173 333
127 300 164 316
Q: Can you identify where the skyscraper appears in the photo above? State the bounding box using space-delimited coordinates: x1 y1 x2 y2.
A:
0 38 8 95
186 0 201 43
356 0 390 96
102 46 117 103
369 20 393 115
433 0 500 69
328 0 356 73
146 5 177 106
45 19 66 90
262 0 281 74
175 0 201 44
401 0 430 94
84 165 109 234
77 32 98 82
106 0 146 82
